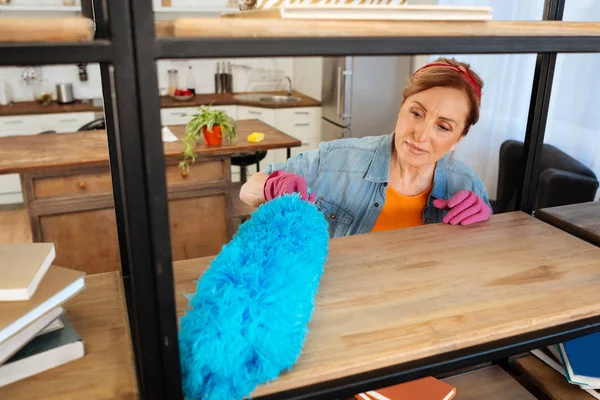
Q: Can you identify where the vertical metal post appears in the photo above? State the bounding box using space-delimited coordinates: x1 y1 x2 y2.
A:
96 0 181 398
125 0 184 398
517 0 565 213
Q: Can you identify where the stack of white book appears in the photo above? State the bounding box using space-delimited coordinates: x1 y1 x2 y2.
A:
0 243 86 387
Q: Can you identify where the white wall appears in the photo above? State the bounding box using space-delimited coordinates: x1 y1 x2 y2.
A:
0 64 102 102
156 58 295 95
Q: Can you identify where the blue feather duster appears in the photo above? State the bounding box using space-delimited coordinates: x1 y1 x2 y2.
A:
178 194 330 400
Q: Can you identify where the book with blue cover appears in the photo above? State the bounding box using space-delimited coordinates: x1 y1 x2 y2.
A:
559 331 600 388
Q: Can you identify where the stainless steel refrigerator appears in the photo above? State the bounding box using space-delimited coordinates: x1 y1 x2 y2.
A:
321 55 413 142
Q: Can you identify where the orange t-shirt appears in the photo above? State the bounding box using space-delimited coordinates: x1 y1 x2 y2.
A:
371 185 432 233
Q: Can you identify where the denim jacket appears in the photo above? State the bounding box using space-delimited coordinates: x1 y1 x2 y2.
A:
267 133 492 238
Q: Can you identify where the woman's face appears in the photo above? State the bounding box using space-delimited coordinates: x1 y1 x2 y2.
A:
394 86 470 168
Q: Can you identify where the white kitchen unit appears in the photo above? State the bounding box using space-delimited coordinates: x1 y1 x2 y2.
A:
160 105 238 126
40 112 98 133
273 107 322 163
0 111 99 205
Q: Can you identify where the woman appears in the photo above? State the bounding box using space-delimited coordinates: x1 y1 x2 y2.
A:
240 57 492 238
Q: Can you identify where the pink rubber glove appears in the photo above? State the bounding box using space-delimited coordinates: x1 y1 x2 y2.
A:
433 190 491 226
263 170 316 203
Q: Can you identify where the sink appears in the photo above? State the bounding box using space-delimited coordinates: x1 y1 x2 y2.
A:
233 93 303 103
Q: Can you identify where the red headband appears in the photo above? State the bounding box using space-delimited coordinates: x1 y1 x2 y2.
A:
413 62 482 101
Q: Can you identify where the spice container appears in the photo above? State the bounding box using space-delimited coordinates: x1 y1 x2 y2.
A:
168 69 178 96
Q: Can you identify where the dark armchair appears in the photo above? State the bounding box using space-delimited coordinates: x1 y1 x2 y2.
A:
491 140 599 213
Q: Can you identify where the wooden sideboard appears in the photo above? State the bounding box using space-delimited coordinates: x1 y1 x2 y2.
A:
0 120 300 274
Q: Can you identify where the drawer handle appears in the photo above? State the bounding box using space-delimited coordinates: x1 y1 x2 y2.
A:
181 170 188 178
4 120 24 125
77 181 87 189
59 118 79 123
248 111 262 115
294 123 310 127
294 111 310 115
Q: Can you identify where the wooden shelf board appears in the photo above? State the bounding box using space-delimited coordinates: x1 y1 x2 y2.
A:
443 365 536 399
173 211 600 398
535 201 600 247
511 355 597 399
0 6 81 12
158 19 600 38
0 17 94 43
0 271 138 399
154 7 239 13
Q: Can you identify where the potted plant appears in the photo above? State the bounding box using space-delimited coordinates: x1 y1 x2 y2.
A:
179 105 236 173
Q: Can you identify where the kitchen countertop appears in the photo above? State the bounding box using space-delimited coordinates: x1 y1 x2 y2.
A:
0 100 104 117
161 90 321 109
0 90 320 117
0 119 300 174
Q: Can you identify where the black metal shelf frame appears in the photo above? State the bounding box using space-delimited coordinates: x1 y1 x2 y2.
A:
2 0 600 398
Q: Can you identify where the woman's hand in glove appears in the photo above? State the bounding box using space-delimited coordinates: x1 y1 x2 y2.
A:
433 190 491 226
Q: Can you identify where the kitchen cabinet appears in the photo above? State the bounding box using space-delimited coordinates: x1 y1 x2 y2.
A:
39 112 97 133
0 111 97 204
160 105 238 126
232 106 322 181
273 107 322 167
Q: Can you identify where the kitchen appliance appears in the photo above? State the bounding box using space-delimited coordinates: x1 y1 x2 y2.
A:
56 83 75 104
321 56 413 141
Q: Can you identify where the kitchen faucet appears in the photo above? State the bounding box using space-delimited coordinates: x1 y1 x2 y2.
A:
284 76 292 96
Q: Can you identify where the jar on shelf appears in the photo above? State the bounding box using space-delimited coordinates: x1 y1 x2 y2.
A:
167 69 178 96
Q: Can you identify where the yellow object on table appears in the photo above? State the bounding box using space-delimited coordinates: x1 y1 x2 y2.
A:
247 132 265 143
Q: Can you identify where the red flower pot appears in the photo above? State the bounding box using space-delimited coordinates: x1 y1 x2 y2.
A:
202 125 222 146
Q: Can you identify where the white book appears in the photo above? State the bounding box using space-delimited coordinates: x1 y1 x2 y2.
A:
0 266 85 344
0 307 64 364
0 243 55 301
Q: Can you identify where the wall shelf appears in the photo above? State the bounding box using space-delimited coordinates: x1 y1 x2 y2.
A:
154 6 238 13
0 5 81 12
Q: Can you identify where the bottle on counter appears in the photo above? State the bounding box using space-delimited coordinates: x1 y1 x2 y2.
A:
220 61 227 94
186 65 196 95
215 62 222 94
226 62 233 93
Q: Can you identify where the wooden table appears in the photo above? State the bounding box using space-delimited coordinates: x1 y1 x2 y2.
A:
535 201 600 247
173 211 600 398
0 120 300 274
443 365 535 399
511 355 597 399
0 272 138 399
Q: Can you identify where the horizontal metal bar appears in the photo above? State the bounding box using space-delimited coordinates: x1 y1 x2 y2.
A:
255 314 600 400
0 41 113 66
156 36 600 59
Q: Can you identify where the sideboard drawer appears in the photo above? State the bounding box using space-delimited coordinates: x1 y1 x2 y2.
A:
29 159 227 201
165 159 227 187
32 170 113 200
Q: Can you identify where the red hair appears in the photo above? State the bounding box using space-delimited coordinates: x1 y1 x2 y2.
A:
403 57 484 135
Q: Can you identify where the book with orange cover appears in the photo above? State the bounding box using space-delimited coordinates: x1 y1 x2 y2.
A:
356 376 456 400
